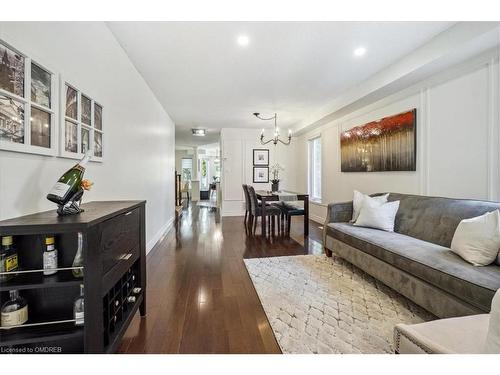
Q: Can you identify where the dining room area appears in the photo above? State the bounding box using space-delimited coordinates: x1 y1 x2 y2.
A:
241 186 310 238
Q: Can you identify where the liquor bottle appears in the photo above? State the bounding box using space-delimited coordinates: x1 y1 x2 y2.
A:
74 284 84 326
72 232 84 278
47 151 91 205
132 287 142 294
43 236 58 276
0 236 18 282
1 290 28 328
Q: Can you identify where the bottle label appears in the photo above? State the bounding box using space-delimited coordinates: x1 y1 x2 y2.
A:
48 182 71 198
1 305 28 327
75 311 84 325
74 165 85 173
43 249 58 275
5 254 18 272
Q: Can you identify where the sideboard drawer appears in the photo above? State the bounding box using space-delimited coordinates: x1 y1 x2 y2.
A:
100 208 140 276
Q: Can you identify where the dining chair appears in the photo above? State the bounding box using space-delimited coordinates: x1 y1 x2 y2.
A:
242 184 251 228
180 181 191 201
247 186 281 236
279 201 305 236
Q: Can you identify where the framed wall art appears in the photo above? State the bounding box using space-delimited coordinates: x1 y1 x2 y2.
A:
253 148 269 166
253 166 269 183
0 38 58 156
60 78 103 162
340 109 416 172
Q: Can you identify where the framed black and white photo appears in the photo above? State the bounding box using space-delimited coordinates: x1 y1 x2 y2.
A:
65 84 77 120
253 167 269 183
81 94 91 126
0 42 24 97
31 63 51 108
0 38 58 156
253 148 269 166
60 78 103 162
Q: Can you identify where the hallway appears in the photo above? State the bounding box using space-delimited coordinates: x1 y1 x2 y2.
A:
118 203 323 353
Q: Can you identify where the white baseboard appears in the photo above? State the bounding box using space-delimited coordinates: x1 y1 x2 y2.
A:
146 216 174 255
222 200 245 217
222 210 245 217
309 213 326 224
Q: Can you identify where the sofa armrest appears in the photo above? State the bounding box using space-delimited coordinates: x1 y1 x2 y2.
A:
323 201 353 251
325 201 353 224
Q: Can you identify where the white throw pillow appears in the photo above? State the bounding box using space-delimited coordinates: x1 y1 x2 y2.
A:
351 190 389 222
485 288 500 353
354 198 400 232
450 210 500 267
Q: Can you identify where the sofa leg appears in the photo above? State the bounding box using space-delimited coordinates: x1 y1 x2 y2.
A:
324 247 333 257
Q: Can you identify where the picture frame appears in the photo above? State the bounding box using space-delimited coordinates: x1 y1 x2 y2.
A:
59 77 103 162
0 37 58 156
253 166 269 183
253 148 269 166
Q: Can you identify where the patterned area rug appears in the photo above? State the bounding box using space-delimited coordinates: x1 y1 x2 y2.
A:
244 255 435 354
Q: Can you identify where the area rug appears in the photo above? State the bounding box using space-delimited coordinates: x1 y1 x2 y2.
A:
244 255 435 354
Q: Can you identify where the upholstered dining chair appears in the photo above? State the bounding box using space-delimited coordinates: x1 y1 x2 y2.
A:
247 185 281 236
242 184 251 228
279 201 305 236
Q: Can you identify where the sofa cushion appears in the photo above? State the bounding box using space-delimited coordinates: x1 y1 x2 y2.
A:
386 193 500 248
327 222 500 312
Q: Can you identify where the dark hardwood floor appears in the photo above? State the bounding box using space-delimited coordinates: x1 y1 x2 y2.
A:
117 202 324 353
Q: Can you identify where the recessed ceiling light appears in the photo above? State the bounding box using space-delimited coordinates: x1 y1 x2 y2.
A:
354 46 367 57
236 35 250 47
192 128 206 136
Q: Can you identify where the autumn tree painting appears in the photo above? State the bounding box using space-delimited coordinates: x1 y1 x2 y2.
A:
340 109 416 172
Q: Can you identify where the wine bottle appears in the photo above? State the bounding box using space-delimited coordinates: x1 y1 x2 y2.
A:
127 296 136 303
47 151 91 205
72 232 84 278
74 284 84 326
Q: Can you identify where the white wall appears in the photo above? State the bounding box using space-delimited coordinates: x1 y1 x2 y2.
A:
0 22 176 253
220 128 298 216
294 54 500 223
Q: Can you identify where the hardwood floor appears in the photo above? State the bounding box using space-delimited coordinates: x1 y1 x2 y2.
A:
117 202 323 353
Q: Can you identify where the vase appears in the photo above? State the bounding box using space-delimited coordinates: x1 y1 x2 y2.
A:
271 181 279 192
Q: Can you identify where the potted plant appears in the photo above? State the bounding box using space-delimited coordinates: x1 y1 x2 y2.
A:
270 163 284 192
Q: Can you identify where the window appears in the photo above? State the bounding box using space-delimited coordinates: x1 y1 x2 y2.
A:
308 136 322 201
181 158 193 181
213 159 221 180
200 158 208 190
0 39 57 156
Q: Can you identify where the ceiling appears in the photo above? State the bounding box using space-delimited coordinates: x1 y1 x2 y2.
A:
108 22 453 147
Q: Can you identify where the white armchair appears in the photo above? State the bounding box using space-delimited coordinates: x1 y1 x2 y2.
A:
394 288 500 354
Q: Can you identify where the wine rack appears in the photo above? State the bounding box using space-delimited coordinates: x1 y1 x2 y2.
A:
102 260 142 352
0 201 146 354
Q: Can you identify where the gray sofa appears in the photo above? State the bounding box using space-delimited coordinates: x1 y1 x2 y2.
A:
323 193 500 318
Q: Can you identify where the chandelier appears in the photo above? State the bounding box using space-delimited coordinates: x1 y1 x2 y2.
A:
253 112 292 146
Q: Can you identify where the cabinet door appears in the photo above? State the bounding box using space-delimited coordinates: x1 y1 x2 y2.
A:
100 208 140 276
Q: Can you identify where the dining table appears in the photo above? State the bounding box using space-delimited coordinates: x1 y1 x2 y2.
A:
255 190 309 238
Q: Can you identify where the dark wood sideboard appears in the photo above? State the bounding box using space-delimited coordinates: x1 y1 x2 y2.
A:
0 201 146 353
